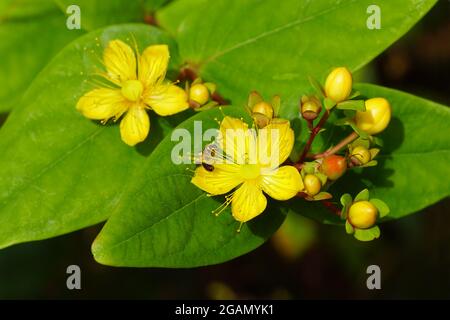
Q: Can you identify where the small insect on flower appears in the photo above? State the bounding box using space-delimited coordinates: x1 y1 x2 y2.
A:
191 116 303 230
76 40 189 146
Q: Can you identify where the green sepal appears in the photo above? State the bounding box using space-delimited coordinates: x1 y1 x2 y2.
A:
194 101 218 112
360 160 378 167
271 95 281 116
349 122 369 139
340 193 352 219
354 226 380 242
247 91 263 108
204 82 217 94
301 162 317 176
370 199 390 218
324 97 336 110
371 136 384 147
354 188 370 201
336 100 365 111
369 148 380 159
309 192 332 201
345 220 354 234
351 137 371 150
348 90 361 99
192 77 203 85
316 172 328 186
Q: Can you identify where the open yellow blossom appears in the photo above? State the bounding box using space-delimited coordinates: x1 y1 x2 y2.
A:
191 116 303 224
77 40 189 146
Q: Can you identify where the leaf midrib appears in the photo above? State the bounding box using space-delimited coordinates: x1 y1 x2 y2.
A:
201 0 357 65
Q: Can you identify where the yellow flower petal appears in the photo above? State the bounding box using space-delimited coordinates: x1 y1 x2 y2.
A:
119 105 150 146
191 164 242 196
261 166 303 200
139 44 169 88
103 40 137 85
218 116 256 165
258 119 294 167
76 88 129 121
231 181 267 223
144 84 189 116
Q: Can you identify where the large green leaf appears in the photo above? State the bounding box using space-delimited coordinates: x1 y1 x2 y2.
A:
0 0 84 112
92 107 286 267
0 24 187 249
158 0 436 115
283 84 450 223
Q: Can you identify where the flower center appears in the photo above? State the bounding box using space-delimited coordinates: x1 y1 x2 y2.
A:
121 80 143 102
240 164 261 180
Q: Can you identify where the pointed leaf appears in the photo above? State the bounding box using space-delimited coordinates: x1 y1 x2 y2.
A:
0 25 184 249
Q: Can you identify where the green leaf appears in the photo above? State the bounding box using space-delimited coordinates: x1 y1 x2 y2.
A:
370 199 390 218
337 84 450 220
158 0 436 119
0 0 84 112
354 188 370 201
0 24 185 249
308 76 324 98
92 107 286 267
336 100 365 111
354 225 380 242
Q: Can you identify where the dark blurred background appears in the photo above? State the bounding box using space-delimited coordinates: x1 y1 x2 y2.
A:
0 1 449 299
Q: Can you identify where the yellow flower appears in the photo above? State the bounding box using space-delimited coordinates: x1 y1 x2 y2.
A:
77 40 189 146
191 116 303 224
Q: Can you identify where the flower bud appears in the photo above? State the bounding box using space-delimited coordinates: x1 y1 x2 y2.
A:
304 174 321 197
320 155 347 180
300 96 322 120
189 83 210 105
348 200 378 229
355 98 391 135
252 101 274 119
324 67 352 103
350 146 371 165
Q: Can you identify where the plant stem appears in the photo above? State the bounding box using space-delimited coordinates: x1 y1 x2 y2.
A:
311 131 359 160
322 200 342 217
298 110 330 164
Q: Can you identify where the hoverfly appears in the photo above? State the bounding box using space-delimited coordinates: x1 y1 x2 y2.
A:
201 143 218 172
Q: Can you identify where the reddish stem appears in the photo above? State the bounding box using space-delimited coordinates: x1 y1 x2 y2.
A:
322 200 342 217
311 131 359 160
298 110 330 164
